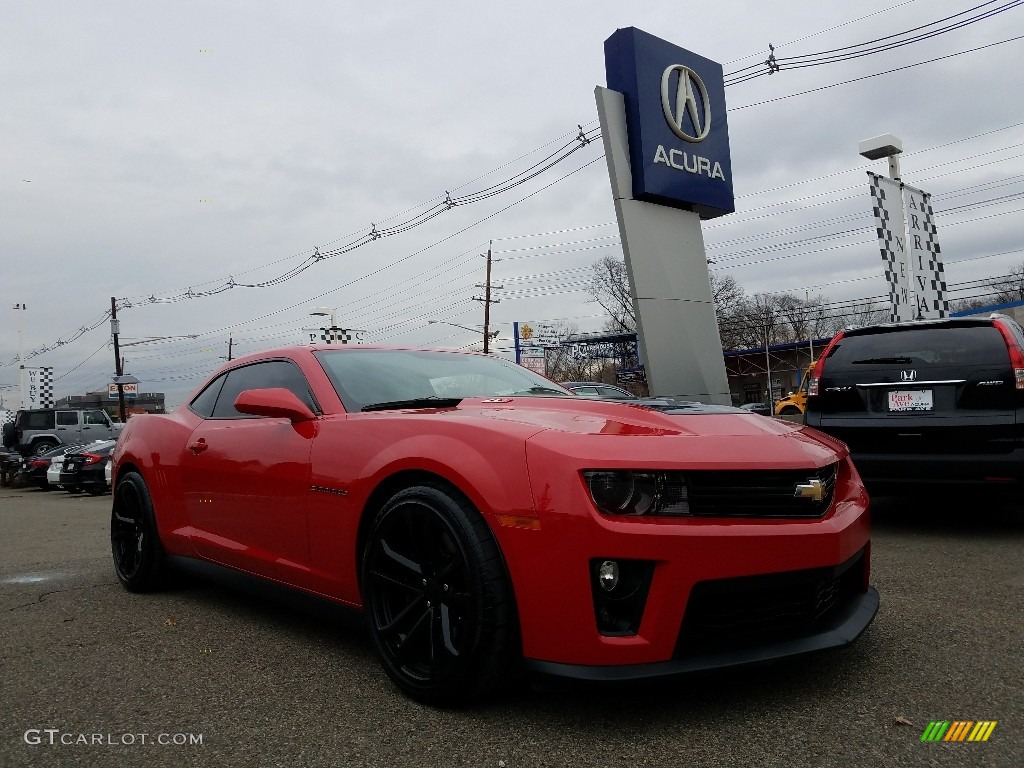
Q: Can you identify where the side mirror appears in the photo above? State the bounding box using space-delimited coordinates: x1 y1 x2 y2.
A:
234 388 316 423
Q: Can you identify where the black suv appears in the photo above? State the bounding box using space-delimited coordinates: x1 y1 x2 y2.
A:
804 315 1024 491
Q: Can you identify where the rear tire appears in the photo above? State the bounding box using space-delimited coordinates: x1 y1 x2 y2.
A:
32 439 58 456
361 483 516 706
111 471 167 592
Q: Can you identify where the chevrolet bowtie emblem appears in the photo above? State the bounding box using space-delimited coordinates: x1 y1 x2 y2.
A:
794 478 824 502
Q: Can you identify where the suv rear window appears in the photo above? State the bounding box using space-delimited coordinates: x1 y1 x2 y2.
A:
17 411 55 430
827 326 1009 369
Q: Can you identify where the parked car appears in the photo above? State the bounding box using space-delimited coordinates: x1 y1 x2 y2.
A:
19 442 88 490
59 440 117 495
562 382 638 399
111 345 876 705
2 408 123 455
805 314 1024 491
739 402 772 416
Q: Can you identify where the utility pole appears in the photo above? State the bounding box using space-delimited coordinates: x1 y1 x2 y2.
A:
110 297 127 423
472 241 501 353
14 304 26 409
227 336 233 361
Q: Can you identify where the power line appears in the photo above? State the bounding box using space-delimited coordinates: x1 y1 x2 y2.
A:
725 1 1023 85
732 34 1024 110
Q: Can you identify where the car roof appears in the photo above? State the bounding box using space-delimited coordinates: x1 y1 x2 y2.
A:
842 314 1011 336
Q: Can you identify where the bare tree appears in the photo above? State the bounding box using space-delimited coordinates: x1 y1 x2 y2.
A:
827 302 890 333
589 256 635 332
986 263 1024 305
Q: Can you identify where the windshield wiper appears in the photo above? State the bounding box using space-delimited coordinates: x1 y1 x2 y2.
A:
361 397 463 412
852 357 914 365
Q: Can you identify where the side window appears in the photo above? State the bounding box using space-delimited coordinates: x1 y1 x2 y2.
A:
23 411 55 430
211 361 318 420
190 375 227 418
573 387 600 397
83 411 109 426
56 411 79 426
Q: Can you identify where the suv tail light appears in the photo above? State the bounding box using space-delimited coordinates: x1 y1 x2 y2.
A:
808 331 845 397
993 320 1024 390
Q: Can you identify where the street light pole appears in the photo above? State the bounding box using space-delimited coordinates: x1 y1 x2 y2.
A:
310 307 338 343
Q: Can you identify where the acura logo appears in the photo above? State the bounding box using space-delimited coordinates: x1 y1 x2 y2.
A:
900 370 918 382
661 65 711 143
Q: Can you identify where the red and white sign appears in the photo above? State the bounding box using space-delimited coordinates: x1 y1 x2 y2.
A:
108 383 139 399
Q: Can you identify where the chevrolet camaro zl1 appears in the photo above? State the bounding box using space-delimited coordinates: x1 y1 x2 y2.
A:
110 346 878 705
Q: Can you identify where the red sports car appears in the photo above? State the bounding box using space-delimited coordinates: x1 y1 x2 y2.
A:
110 346 878 705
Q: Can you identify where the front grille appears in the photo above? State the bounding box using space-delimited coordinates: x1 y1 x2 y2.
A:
675 549 865 656
685 464 837 518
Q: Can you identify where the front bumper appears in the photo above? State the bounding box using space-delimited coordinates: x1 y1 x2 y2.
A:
526 585 878 681
502 447 873 670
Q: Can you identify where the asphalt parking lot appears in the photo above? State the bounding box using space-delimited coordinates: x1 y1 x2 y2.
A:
1 485 1021 768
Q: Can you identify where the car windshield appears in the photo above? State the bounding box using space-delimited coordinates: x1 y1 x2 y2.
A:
314 349 570 412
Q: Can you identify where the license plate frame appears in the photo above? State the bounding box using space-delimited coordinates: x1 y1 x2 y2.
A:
887 389 933 412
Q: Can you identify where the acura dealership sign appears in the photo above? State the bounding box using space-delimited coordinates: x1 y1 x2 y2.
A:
605 27 734 218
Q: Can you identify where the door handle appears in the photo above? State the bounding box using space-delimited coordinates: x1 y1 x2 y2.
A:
188 439 208 454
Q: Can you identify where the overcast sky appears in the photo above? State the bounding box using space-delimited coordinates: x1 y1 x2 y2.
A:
3 0 1023 408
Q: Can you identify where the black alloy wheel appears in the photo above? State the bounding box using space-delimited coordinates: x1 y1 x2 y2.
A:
110 471 166 592
361 483 516 706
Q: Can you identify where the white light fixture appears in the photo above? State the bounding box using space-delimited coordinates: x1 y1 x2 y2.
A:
858 133 903 180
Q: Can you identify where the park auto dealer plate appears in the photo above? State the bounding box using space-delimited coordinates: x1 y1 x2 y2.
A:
888 389 933 412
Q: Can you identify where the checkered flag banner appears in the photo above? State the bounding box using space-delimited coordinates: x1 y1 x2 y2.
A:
868 172 912 322
903 184 948 319
302 327 367 345
23 366 54 408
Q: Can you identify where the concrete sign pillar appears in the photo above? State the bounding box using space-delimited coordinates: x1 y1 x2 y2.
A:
597 27 733 404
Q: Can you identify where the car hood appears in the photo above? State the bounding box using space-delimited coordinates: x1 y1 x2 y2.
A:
439 397 844 469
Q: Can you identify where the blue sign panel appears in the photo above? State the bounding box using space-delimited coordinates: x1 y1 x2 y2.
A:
605 27 734 219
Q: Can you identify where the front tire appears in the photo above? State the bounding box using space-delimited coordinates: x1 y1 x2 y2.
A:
111 471 167 592
361 483 516 706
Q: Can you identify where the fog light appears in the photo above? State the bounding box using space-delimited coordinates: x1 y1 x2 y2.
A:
597 560 619 592
589 558 655 636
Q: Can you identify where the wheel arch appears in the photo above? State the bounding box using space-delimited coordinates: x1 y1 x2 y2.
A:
354 469 522 645
356 469 499 586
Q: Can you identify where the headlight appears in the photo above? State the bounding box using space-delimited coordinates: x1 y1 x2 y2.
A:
583 470 690 516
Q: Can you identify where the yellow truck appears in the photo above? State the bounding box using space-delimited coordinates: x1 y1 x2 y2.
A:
774 363 814 416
